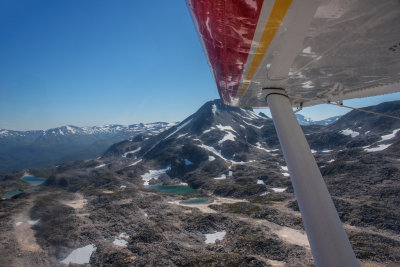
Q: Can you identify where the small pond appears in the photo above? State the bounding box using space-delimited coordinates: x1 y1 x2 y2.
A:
179 198 211 205
21 176 46 186
3 189 23 199
145 185 197 194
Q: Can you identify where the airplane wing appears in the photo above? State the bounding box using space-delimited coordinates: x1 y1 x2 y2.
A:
187 0 400 108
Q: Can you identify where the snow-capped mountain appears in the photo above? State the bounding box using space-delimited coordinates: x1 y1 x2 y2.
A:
104 100 280 162
296 114 341 126
102 99 400 196
0 122 177 174
0 122 177 139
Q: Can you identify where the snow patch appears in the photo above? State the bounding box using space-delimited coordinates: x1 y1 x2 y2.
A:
122 147 141 157
245 110 263 120
141 166 171 186
242 120 263 129
257 180 265 185
340 128 360 138
254 142 277 153
216 124 237 134
65 126 76 134
28 220 39 225
198 143 252 165
282 173 290 177
61 244 96 265
203 127 215 134
271 187 287 193
302 46 312 54
212 104 220 115
198 144 226 161
214 174 226 180
364 144 392 152
177 133 188 138
302 81 314 89
164 119 192 140
128 159 142 167
205 231 226 244
0 130 9 136
119 233 129 239
218 132 236 144
208 156 216 162
113 233 129 247
94 164 106 169
198 144 242 164
380 128 400 142
113 238 128 247
228 171 233 177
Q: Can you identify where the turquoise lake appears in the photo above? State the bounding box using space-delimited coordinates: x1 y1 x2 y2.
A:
179 198 210 205
145 185 197 194
21 176 46 186
3 189 23 199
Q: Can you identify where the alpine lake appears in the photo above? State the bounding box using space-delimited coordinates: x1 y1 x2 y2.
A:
2 175 46 199
145 185 197 194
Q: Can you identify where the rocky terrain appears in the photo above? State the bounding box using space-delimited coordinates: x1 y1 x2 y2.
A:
1 100 400 266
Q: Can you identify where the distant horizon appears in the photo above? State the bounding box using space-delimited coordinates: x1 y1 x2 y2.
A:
2 95 400 131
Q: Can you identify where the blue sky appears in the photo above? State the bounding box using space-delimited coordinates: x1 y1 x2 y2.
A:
0 0 399 130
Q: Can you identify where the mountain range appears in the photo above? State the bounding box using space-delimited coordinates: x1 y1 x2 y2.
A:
295 114 341 126
0 122 177 174
0 110 339 175
1 100 400 266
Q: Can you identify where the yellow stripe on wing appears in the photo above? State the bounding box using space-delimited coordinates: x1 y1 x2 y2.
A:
237 0 293 98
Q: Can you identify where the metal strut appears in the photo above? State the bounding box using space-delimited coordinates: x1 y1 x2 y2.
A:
265 88 359 267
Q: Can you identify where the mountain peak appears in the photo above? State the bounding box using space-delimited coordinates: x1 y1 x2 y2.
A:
296 114 341 126
105 99 279 170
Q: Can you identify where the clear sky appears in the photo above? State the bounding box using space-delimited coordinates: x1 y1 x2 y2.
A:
1 0 399 130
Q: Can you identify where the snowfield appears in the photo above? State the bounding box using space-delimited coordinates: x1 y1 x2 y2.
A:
364 144 392 152
141 166 171 186
61 244 96 265
122 147 141 157
205 231 226 244
214 174 227 180
113 233 129 247
380 128 400 142
218 132 236 144
271 187 287 193
340 128 360 138
94 164 106 169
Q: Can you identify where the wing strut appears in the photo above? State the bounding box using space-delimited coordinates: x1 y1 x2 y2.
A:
265 88 359 267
